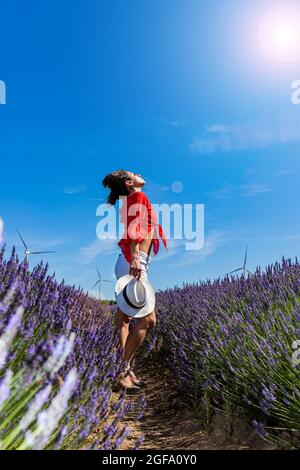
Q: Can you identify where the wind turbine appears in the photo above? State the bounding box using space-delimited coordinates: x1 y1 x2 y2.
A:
91 268 113 300
16 229 56 262
226 246 253 277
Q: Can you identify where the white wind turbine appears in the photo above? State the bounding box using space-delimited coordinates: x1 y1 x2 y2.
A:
91 268 113 300
16 229 57 262
226 246 253 277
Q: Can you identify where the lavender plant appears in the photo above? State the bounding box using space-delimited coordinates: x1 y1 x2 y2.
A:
0 244 146 450
143 256 300 447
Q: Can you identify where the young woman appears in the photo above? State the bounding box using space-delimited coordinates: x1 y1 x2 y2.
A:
102 170 167 393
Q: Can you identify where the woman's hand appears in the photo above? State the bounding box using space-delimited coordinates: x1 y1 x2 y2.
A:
129 253 142 280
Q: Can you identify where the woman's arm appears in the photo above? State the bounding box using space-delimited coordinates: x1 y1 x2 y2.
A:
129 240 142 279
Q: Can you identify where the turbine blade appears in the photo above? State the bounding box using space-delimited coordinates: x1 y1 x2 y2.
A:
243 246 248 268
102 279 113 283
30 251 57 254
91 280 100 289
227 268 242 275
97 268 101 280
16 229 28 250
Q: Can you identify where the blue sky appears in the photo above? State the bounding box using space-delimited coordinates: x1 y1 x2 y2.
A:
1 0 300 299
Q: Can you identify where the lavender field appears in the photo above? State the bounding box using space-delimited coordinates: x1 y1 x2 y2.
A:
144 256 300 448
1 241 300 449
0 244 145 450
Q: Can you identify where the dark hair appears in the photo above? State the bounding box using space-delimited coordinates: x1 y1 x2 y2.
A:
102 169 131 205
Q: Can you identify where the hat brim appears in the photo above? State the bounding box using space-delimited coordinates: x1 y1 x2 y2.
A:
115 274 156 318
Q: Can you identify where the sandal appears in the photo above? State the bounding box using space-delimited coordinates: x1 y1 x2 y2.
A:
112 368 142 394
127 369 147 388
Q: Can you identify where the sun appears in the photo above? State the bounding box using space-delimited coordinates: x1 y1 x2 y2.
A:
259 9 300 62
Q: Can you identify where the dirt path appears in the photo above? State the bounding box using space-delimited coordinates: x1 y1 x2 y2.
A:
118 358 276 450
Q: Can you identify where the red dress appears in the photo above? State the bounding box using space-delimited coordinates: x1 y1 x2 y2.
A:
118 191 167 263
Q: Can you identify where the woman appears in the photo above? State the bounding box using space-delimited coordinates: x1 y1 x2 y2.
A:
102 169 167 393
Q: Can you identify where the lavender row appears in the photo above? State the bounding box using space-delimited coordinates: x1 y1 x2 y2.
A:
0 244 145 450
142 256 300 447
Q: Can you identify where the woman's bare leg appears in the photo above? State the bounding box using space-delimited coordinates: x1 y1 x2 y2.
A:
114 308 136 387
124 310 156 365
114 299 156 386
114 308 131 350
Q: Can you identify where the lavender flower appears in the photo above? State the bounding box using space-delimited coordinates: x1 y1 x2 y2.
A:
0 369 12 407
19 384 52 431
26 368 78 449
0 306 23 369
252 420 268 438
43 333 75 377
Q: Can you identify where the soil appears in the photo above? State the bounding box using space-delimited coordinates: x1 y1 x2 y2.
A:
116 358 277 450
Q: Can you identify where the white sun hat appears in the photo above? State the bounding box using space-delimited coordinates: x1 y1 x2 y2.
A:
115 274 156 318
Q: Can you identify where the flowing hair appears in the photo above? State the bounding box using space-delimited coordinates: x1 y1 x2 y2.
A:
102 169 131 205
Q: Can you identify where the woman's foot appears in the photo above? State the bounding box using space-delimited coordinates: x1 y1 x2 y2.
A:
127 369 147 388
112 370 141 394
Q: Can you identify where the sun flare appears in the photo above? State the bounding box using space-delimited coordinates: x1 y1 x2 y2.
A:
259 9 300 62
